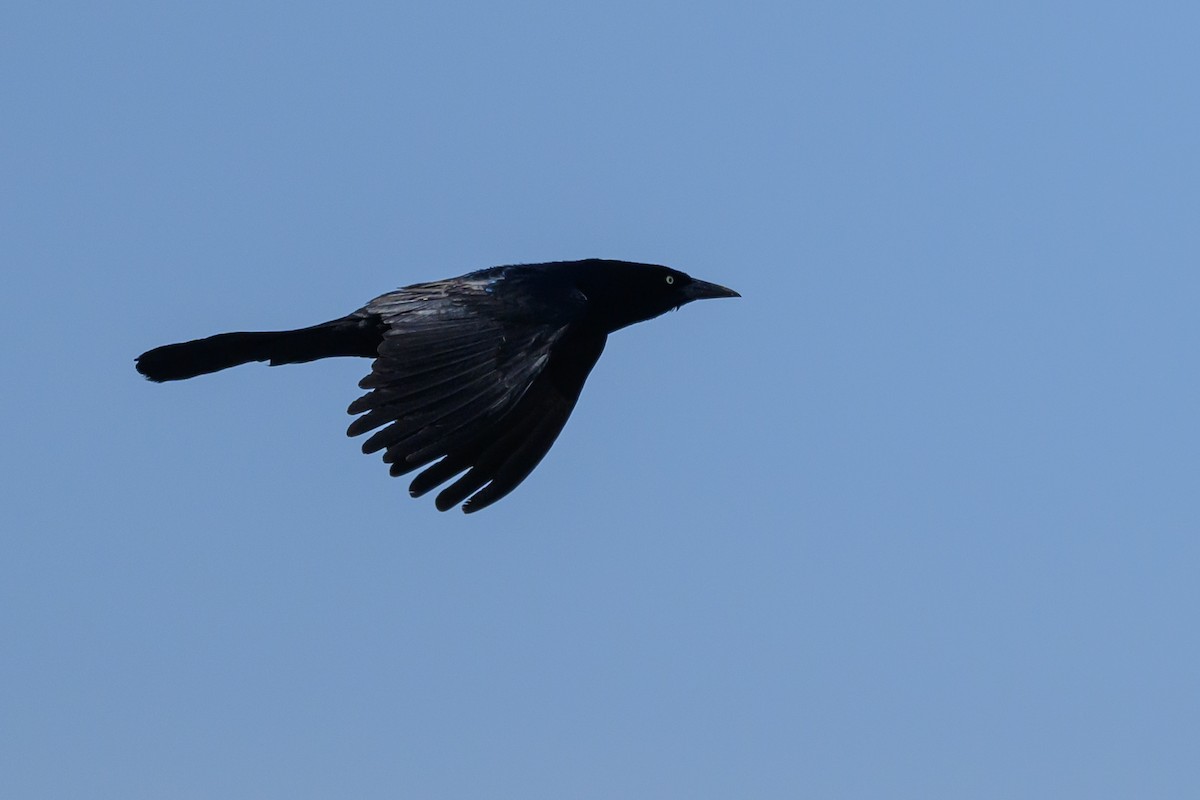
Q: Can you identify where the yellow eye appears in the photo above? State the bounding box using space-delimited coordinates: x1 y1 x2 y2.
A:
665 275 674 285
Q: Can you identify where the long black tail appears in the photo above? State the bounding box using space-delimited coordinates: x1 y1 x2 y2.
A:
135 315 386 382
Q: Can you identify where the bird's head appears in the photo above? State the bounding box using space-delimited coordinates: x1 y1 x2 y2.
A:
572 259 740 332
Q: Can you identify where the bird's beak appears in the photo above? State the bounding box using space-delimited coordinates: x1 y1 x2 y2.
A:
683 279 741 301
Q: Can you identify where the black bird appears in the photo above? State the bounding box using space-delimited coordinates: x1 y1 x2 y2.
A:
136 259 739 512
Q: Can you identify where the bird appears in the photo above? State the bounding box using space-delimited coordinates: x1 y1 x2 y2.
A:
136 258 739 512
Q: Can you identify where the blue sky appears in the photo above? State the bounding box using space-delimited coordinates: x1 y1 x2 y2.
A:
3 2 1198 797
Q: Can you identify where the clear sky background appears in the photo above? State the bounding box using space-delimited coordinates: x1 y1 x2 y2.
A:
3 2 1198 798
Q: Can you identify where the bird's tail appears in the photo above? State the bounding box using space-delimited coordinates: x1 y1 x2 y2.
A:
135 315 385 383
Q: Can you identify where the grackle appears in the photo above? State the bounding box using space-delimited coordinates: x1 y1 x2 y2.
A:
136 259 739 512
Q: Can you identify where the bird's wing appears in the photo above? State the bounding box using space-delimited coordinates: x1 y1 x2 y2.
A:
347 274 603 512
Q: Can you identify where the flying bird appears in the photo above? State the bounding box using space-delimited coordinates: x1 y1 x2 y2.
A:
136 259 739 512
